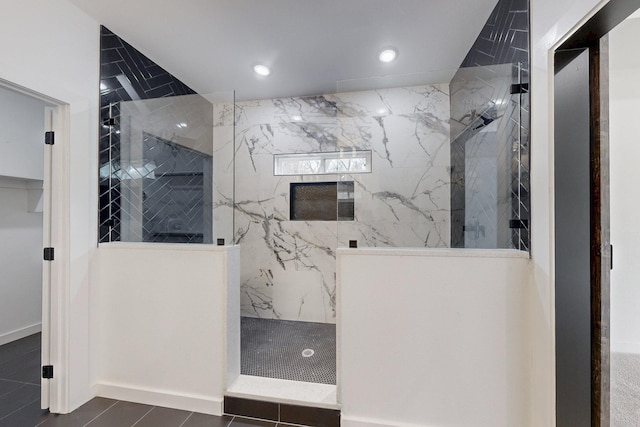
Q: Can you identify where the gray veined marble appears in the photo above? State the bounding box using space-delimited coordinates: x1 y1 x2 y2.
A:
213 84 451 323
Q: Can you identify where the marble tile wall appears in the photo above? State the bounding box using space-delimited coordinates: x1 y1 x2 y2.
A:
213 85 450 323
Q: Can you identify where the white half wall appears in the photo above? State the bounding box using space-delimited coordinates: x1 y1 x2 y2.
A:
337 248 530 427
94 243 240 415
0 177 43 345
608 16 640 354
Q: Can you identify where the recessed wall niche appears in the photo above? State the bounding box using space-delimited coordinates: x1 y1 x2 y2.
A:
290 182 354 221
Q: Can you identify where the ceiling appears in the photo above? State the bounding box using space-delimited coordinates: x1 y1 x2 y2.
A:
69 0 499 101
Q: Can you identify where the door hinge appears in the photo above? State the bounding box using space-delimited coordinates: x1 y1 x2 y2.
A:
43 247 55 261
509 219 529 229
45 131 55 145
42 365 53 379
510 83 529 94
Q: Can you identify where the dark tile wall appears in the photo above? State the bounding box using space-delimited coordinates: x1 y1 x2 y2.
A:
449 0 530 250
99 26 203 243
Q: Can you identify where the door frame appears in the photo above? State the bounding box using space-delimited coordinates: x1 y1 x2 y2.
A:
0 78 71 413
553 0 640 425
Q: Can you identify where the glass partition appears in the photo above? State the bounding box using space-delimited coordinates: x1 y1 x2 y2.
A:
335 76 453 249
99 92 235 244
334 64 530 251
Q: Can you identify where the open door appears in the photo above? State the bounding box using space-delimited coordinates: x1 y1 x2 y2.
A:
41 106 54 410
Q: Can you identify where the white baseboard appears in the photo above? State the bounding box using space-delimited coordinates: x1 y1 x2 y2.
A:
0 323 41 346
341 415 431 427
94 383 223 416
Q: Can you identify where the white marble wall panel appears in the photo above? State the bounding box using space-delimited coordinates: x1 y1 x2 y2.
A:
213 85 450 323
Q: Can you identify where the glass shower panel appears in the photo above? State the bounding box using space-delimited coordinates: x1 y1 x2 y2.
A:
335 72 454 249
451 63 529 250
100 93 231 244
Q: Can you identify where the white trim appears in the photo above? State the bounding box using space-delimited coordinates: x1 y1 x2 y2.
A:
94 383 223 416
336 247 529 259
0 323 42 346
48 102 71 414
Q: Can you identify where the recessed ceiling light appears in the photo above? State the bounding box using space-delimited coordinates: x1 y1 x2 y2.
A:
378 48 398 63
253 64 271 76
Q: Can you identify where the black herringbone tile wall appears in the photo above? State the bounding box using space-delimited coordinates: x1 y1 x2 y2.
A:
449 0 530 250
98 27 213 244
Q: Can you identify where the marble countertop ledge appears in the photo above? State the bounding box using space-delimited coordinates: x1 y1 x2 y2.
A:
337 247 530 259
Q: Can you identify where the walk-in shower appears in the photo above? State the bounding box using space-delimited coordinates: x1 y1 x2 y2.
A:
97 0 530 400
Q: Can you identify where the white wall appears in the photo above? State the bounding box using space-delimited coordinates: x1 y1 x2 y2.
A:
0 85 48 180
94 244 240 415
337 248 530 427
608 16 640 354
0 177 43 344
0 0 100 413
529 0 608 425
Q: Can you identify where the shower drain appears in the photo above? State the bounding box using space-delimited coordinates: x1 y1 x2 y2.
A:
301 348 315 358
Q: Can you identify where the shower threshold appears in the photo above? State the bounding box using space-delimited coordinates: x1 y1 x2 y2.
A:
226 374 338 409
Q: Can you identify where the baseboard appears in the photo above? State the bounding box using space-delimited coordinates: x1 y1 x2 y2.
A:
0 323 41 346
94 383 223 415
341 415 429 427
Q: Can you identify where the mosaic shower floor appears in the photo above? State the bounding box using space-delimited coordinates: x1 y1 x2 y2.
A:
241 317 336 385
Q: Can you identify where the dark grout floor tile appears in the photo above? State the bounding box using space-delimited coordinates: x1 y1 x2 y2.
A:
0 349 41 385
229 417 276 427
38 397 118 427
0 379 24 398
0 384 40 420
0 398 49 427
84 400 153 427
132 406 191 426
181 412 233 427
0 334 41 362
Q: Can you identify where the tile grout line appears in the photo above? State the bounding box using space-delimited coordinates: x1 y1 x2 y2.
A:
82 399 121 427
178 411 194 427
0 382 28 400
0 395 40 422
130 405 155 427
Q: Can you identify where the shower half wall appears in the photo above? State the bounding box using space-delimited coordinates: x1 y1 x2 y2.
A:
214 85 451 324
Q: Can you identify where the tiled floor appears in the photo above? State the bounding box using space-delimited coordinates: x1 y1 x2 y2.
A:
0 334 308 427
241 318 336 385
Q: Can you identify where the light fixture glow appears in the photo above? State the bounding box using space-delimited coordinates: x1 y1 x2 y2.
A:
100 82 107 91
253 64 271 76
378 48 398 63
292 115 303 121
176 122 188 129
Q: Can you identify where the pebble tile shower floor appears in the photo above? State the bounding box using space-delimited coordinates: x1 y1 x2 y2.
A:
241 317 336 385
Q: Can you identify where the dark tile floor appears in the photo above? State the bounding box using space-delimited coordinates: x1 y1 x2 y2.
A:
0 334 307 427
241 317 336 385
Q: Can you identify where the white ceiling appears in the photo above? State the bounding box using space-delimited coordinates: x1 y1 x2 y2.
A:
69 0 499 100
